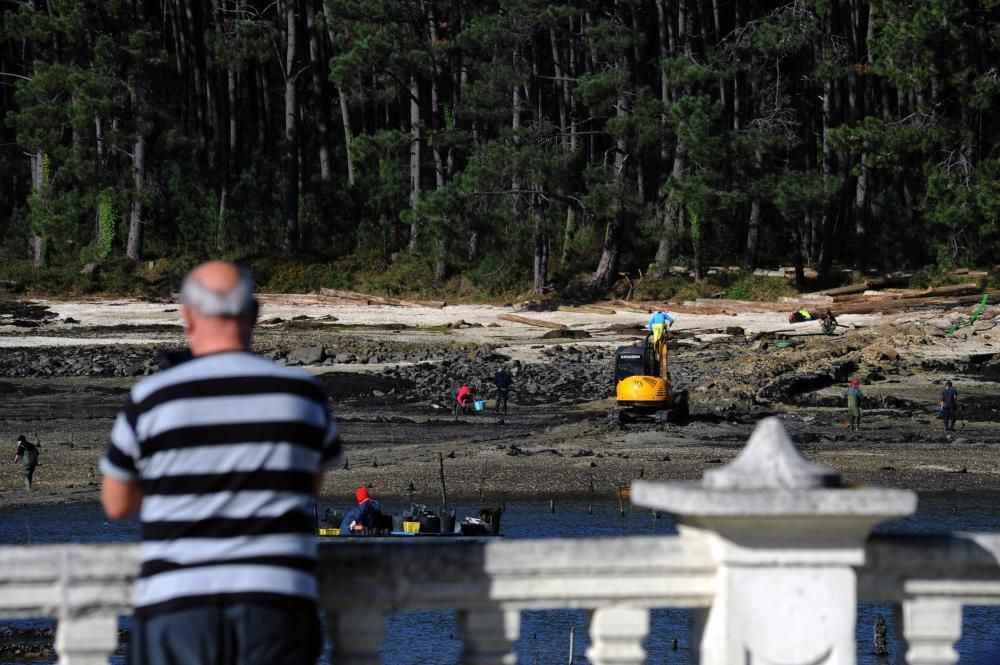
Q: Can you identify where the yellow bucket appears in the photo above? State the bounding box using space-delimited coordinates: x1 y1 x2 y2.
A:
402 521 421 534
317 527 340 536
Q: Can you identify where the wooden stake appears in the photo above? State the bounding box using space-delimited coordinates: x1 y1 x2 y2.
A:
437 452 448 511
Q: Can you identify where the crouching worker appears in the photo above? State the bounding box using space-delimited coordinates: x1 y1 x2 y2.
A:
454 384 475 415
341 487 382 534
100 261 342 665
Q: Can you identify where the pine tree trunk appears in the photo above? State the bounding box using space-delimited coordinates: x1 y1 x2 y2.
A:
407 69 421 252
282 0 299 252
305 0 332 183
587 94 628 290
531 189 547 295
817 6 836 278
127 88 146 263
653 0 688 277
321 15 356 185
28 149 45 268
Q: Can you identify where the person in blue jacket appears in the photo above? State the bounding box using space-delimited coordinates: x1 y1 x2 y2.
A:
340 487 383 534
647 310 675 344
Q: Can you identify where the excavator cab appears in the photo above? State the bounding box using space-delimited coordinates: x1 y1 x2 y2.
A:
610 332 688 424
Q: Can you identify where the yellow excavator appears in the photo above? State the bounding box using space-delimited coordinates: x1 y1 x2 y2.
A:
609 330 688 424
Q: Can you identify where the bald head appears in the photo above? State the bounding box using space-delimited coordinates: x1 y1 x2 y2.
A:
180 261 257 355
181 261 255 317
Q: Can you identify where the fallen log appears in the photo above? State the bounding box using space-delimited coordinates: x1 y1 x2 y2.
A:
611 299 654 313
833 291 999 315
257 293 356 305
557 304 618 315
318 288 442 308
811 275 911 297
497 313 568 330
894 282 979 299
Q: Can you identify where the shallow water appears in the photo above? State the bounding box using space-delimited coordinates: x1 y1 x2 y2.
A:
0 493 997 664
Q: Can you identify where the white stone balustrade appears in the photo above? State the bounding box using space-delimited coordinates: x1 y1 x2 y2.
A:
0 418 996 664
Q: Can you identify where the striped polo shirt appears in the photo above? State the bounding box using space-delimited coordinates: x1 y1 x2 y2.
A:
100 351 342 616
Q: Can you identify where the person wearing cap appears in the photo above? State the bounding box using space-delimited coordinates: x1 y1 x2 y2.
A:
13 434 39 491
100 261 342 665
939 380 959 431
340 487 383 534
647 310 675 344
844 379 863 431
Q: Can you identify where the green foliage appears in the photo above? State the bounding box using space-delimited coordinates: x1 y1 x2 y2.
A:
724 273 797 301
0 261 82 294
0 0 998 297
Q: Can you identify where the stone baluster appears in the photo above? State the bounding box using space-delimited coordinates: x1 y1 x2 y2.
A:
55 614 119 665
328 608 386 665
633 417 917 665
585 606 649 665
895 598 962 665
458 607 520 665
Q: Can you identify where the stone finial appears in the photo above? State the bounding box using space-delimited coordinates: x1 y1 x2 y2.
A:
702 417 841 490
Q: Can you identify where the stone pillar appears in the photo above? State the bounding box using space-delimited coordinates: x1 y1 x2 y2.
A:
328 608 386 665
895 598 962 665
458 607 520 665
55 614 118 665
586 605 649 665
632 417 917 665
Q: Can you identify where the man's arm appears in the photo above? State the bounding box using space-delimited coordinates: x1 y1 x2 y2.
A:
101 476 143 519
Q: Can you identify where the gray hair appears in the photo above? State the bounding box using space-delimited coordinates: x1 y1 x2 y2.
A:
180 268 255 317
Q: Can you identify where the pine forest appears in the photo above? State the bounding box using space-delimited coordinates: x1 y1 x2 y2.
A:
1 0 998 297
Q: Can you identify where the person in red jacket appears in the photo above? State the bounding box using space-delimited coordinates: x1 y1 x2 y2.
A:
454 385 475 415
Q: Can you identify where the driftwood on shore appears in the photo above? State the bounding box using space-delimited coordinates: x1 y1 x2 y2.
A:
497 313 568 330
319 288 446 308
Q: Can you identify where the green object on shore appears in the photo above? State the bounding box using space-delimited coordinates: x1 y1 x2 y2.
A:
947 294 989 335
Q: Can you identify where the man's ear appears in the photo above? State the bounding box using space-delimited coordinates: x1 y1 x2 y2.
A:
181 306 195 335
249 298 259 326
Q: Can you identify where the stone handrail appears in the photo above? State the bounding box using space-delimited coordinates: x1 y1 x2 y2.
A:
0 533 997 664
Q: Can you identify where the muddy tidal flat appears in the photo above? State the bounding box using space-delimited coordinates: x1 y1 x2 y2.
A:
0 296 998 508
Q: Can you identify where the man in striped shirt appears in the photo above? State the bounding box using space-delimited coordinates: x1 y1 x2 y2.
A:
101 261 342 665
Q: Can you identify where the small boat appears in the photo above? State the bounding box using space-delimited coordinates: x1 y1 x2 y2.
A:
316 503 502 538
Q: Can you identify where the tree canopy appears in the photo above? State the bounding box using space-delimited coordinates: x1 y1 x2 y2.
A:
1 0 997 294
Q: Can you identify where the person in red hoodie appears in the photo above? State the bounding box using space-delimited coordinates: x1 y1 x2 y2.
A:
454 385 475 415
340 487 382 534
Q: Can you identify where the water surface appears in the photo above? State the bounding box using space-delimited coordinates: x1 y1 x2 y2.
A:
0 492 997 664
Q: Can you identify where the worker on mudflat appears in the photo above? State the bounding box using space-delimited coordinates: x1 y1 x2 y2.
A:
494 367 512 415
340 487 383 534
13 434 39 491
821 310 838 335
454 384 475 415
940 380 959 432
844 379 863 431
647 310 675 344
789 308 815 324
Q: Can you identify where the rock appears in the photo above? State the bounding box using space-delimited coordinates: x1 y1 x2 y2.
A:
541 329 592 339
80 262 100 278
867 345 900 361
725 326 745 337
63 317 80 324
286 346 325 366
